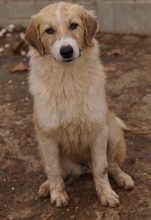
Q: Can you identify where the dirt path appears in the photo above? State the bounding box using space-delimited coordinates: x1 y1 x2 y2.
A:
0 30 151 220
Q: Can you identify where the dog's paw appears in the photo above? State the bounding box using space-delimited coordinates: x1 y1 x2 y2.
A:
51 189 69 207
99 189 120 208
38 180 50 197
116 172 134 189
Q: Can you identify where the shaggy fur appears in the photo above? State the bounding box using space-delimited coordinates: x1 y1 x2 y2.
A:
25 2 134 208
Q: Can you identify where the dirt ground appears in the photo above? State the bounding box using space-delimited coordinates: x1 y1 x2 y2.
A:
0 29 151 220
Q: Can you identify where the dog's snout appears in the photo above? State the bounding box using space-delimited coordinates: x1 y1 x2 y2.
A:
60 45 73 59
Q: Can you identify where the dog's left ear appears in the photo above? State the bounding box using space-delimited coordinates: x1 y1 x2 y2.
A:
25 17 44 56
82 10 99 46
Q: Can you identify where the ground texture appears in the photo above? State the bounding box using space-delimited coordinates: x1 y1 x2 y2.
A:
0 30 151 220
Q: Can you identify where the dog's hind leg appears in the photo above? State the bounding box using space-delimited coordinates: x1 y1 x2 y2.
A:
107 111 134 189
60 155 92 178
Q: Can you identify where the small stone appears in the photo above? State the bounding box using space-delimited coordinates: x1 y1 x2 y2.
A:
20 32 25 40
8 215 13 220
8 80 13 84
11 187 15 190
8 24 15 32
21 51 27 57
4 43 10 48
0 28 6 37
0 47 4 52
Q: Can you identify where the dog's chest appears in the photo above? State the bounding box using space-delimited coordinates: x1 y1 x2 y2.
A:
32 64 107 138
40 73 105 127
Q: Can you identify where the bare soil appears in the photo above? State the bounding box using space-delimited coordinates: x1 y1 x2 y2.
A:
0 30 151 220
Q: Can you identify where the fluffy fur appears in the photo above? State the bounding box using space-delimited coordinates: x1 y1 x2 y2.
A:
25 2 134 208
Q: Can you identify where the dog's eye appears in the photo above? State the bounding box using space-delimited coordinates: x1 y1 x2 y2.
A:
45 28 54 34
70 23 78 30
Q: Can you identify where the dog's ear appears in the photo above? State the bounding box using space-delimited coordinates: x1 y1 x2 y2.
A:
81 10 99 46
25 17 44 56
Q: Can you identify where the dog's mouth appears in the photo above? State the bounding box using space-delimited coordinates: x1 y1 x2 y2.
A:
64 59 73 63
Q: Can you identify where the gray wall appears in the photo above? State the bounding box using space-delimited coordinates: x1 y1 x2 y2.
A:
1 0 151 35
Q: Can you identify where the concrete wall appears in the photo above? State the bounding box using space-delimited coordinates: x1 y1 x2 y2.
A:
0 0 151 35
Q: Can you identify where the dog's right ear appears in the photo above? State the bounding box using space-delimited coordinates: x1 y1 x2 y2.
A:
25 17 44 56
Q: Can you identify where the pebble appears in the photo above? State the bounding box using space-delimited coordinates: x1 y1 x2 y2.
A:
4 205 7 208
8 80 13 84
21 52 27 57
4 43 10 48
0 48 4 53
20 32 25 40
21 81 26 85
8 215 13 220
0 28 6 37
11 187 15 190
8 24 15 32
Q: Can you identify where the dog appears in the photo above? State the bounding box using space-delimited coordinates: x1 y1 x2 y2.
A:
25 2 134 208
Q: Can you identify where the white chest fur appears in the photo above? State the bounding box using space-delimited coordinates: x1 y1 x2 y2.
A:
29 46 107 150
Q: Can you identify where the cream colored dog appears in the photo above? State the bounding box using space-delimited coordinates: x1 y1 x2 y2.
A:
25 2 134 208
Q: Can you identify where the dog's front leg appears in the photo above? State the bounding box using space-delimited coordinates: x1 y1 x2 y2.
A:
91 126 120 207
39 137 69 207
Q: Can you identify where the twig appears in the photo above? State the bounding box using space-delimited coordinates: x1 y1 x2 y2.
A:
42 213 53 220
132 132 151 134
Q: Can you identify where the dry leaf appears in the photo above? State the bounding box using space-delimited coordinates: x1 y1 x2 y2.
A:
101 49 125 56
104 67 117 72
10 62 29 72
111 49 125 55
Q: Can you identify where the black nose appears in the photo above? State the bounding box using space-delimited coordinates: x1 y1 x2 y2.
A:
60 45 73 59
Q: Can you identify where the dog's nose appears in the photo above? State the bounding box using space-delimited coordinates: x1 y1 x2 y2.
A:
60 45 73 58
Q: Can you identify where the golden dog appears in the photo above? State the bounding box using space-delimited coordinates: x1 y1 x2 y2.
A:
25 2 134 207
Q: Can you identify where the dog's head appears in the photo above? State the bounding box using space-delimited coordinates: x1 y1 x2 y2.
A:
25 2 99 63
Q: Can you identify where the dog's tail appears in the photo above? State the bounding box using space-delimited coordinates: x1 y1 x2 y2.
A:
115 117 130 165
115 133 126 165
115 117 130 131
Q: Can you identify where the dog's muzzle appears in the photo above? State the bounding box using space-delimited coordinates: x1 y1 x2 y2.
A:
51 37 80 63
